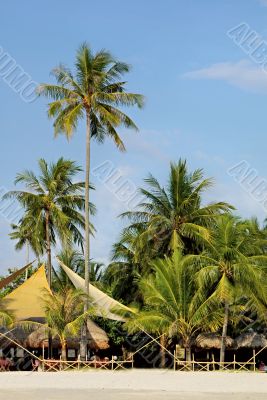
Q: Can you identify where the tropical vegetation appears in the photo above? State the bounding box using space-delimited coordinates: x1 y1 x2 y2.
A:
40 288 90 361
4 157 91 287
125 251 224 365
191 215 267 363
1 43 267 370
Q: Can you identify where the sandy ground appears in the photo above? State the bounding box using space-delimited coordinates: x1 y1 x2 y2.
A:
1 390 267 400
0 370 267 399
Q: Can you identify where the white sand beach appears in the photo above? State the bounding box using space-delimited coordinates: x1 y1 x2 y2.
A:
1 390 267 400
0 370 267 399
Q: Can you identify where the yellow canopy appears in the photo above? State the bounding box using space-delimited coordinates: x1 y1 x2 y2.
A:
4 265 51 320
3 265 110 350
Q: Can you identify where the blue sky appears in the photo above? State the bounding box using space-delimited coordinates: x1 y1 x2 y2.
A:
1 0 267 273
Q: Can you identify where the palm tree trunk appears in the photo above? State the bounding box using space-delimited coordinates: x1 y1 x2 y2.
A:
45 209 52 288
45 209 52 359
84 110 91 303
185 346 191 363
61 339 67 362
220 302 229 366
80 110 91 361
160 335 167 368
183 337 192 369
25 240 29 280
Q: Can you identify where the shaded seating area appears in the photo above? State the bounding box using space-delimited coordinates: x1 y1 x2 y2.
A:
3 262 267 373
0 263 134 371
173 331 267 372
0 318 109 361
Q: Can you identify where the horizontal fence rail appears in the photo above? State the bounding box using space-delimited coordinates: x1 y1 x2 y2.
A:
173 351 258 372
40 355 134 372
173 360 256 372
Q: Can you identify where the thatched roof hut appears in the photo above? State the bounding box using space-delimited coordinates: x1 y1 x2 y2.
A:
195 333 234 349
0 319 109 351
235 332 267 349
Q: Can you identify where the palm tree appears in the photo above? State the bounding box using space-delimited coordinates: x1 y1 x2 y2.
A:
56 248 104 289
120 159 233 258
37 43 144 307
55 248 85 288
89 262 104 284
193 215 267 364
10 219 45 267
4 158 94 287
246 217 267 254
104 225 151 304
125 251 222 365
41 288 90 361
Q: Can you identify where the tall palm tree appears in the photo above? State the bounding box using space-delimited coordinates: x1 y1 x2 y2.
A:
193 215 267 364
37 43 144 307
121 159 233 257
125 251 223 365
4 158 94 287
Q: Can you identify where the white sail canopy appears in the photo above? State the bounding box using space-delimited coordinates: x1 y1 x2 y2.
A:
57 258 131 322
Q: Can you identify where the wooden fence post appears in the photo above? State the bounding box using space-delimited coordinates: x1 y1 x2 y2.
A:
212 353 215 371
234 353 236 371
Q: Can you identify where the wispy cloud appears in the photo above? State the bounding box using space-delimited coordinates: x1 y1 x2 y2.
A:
183 60 267 93
259 0 267 7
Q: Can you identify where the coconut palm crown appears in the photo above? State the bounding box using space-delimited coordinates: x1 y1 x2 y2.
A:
4 158 94 287
120 159 234 256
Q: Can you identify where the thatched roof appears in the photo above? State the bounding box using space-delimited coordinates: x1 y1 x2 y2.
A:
195 333 234 349
235 332 267 349
0 319 109 350
87 319 109 350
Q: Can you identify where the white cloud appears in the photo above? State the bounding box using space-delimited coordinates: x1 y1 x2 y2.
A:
259 0 267 7
183 60 267 93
